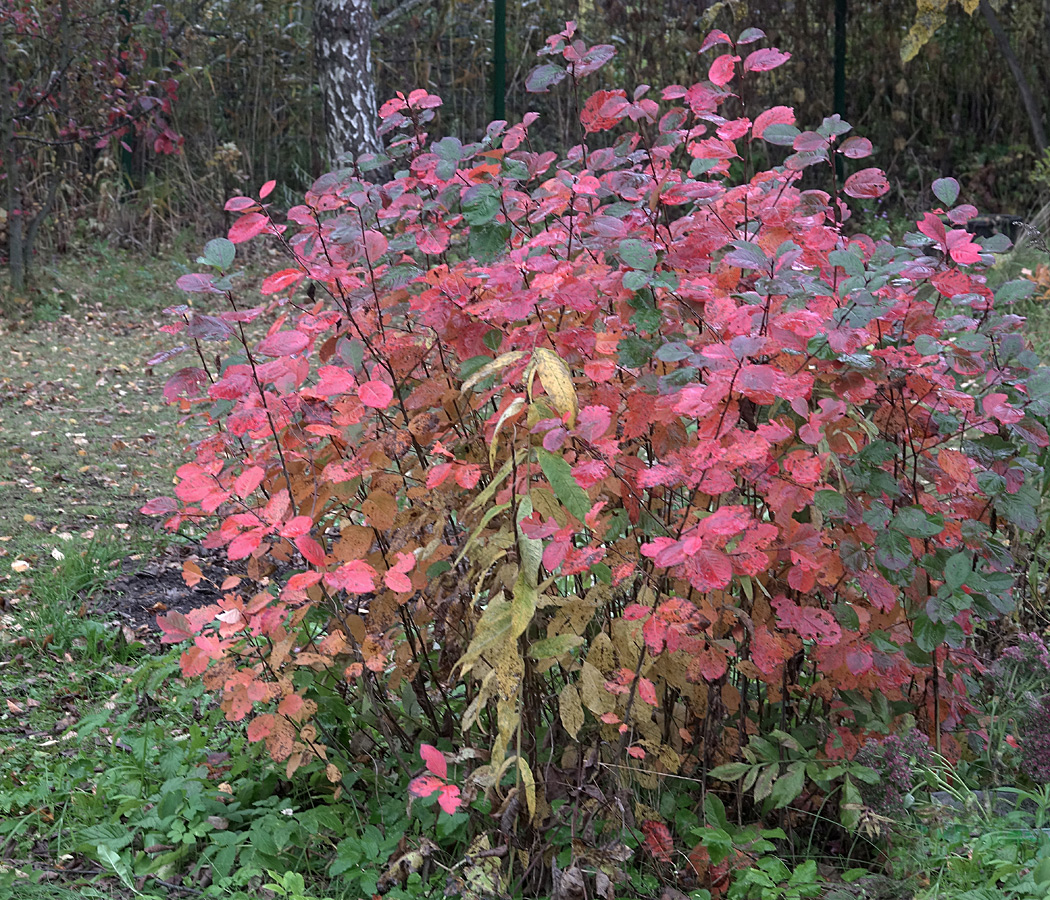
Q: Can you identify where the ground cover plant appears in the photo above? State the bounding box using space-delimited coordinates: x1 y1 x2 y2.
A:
132 20 1050 898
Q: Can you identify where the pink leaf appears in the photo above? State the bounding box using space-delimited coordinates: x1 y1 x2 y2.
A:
699 30 733 53
419 743 448 779
234 466 266 498
314 366 357 396
176 273 219 293
437 784 463 814
708 53 739 87
743 48 790 72
228 212 271 244
358 380 394 409
983 392 1024 425
843 167 890 199
259 179 276 199
257 330 309 357
325 559 378 593
224 196 258 212
408 774 445 798
838 136 873 159
280 515 314 539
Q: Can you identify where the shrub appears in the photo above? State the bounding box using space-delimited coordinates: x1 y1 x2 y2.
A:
145 21 1048 881
854 730 933 818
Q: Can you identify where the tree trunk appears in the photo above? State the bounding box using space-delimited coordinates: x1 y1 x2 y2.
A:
0 26 25 293
980 0 1047 155
314 0 381 167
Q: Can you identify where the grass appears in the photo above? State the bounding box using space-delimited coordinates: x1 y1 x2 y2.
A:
0 243 191 604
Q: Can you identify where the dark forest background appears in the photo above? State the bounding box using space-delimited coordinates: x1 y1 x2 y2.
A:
5 0 1050 277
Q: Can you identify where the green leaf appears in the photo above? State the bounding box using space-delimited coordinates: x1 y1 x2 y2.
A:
814 489 846 518
199 237 236 270
840 776 862 832
526 63 567 93
723 240 769 270
704 792 729 829
931 177 959 207
527 634 585 659
875 530 913 572
912 614 947 652
762 123 800 146
619 238 658 271
828 248 866 277
769 761 806 809
630 305 663 334
892 506 944 538
943 552 970 591
708 762 752 782
536 448 592 522
617 335 655 368
462 184 501 226
469 222 510 262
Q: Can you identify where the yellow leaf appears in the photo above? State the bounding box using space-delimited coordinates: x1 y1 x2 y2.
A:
579 661 615 715
559 683 585 739
456 591 511 677
460 351 528 393
528 347 578 426
490 396 525 470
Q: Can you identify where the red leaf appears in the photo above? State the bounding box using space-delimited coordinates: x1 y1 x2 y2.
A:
314 366 356 396
637 676 658 707
690 644 728 682
280 515 314 539
946 229 982 265
419 743 447 779
234 466 266 498
259 179 276 199
917 212 947 246
843 167 890 199
455 464 481 489
983 392 1024 425
257 330 309 357
358 380 394 409
228 212 271 243
261 268 304 295
163 367 208 402
752 105 794 140
641 821 673 862
228 530 263 560
141 496 178 516
384 551 416 593
708 53 739 86
295 535 327 566
247 713 274 742
743 48 790 72
426 463 454 489
157 610 195 643
772 596 842 646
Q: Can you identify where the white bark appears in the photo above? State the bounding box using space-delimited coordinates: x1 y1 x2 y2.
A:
314 0 380 165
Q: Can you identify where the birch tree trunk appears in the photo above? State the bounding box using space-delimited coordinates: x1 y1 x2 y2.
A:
314 0 381 167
